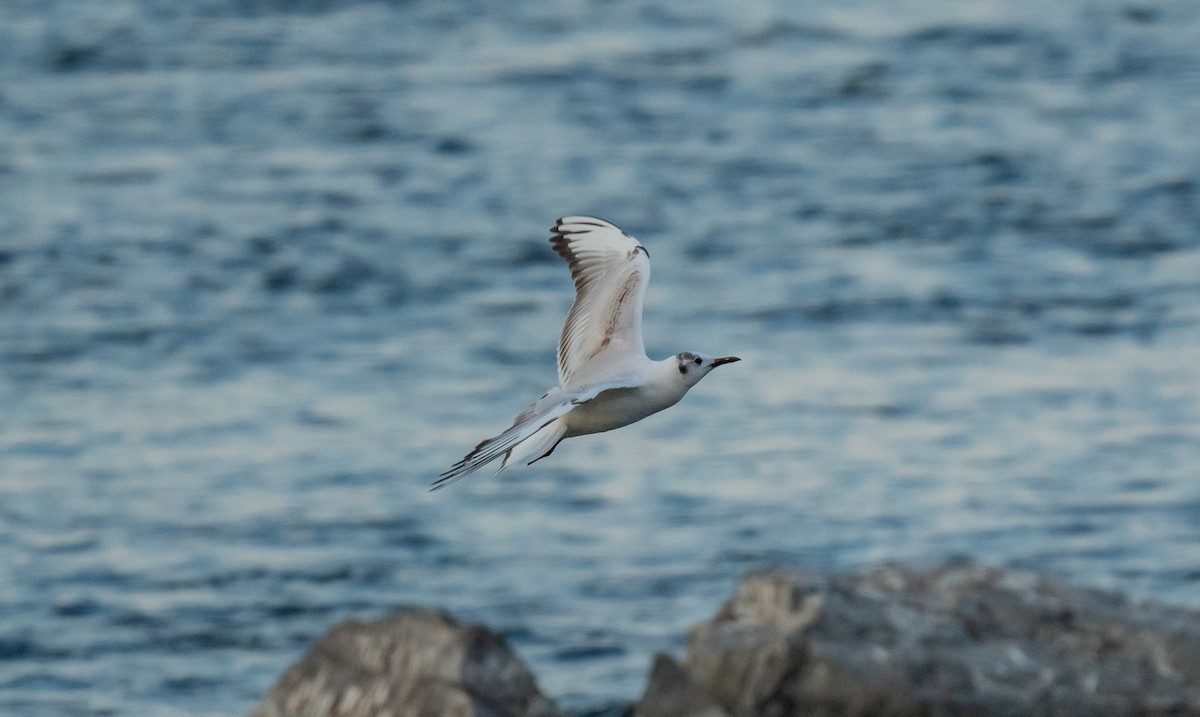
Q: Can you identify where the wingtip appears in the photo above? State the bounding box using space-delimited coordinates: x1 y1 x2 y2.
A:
549 216 644 262
552 215 621 234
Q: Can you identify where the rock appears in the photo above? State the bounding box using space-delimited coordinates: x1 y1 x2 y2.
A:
634 653 730 717
639 559 1200 717
250 608 560 717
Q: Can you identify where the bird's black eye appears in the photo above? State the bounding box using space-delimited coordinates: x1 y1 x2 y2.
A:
693 357 702 365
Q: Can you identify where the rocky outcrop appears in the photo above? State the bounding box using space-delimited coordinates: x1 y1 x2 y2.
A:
252 561 1200 717
637 559 1200 717
634 653 730 717
250 608 560 717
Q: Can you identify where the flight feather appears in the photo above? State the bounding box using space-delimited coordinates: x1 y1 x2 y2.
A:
550 216 651 387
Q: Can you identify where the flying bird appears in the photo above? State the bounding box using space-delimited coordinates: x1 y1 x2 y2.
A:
433 216 739 489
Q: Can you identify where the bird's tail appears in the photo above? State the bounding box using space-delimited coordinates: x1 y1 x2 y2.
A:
433 381 624 491
501 418 567 471
433 406 571 491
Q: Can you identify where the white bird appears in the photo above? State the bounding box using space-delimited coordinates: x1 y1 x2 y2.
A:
433 216 739 490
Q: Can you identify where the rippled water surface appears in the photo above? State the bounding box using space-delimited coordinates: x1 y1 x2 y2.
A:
3 0 1200 714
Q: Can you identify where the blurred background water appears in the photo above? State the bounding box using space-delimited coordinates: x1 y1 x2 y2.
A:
2 0 1199 714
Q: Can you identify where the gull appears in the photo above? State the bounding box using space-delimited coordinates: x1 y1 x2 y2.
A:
432 216 739 490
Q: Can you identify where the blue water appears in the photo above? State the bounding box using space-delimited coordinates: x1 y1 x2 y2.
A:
2 0 1200 714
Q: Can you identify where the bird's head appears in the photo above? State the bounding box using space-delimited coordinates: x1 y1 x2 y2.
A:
674 351 740 384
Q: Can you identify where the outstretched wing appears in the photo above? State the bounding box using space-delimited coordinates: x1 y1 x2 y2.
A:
550 216 651 388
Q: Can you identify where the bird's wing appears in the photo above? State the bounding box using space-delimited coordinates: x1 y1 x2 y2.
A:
432 376 638 490
550 216 652 388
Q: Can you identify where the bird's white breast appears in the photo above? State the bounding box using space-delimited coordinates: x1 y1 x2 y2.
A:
563 380 687 437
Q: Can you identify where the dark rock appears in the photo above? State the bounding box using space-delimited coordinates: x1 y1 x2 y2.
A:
250 608 560 717
634 653 730 717
639 559 1200 717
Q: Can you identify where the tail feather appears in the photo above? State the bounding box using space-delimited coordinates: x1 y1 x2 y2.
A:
432 377 636 491
433 401 575 490
501 418 567 471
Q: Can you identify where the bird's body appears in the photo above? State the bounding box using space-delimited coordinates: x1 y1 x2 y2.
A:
563 357 696 436
433 216 738 489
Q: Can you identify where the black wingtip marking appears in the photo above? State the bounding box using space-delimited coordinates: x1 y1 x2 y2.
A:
549 218 648 264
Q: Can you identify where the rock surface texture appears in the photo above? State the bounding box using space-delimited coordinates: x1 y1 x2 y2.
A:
637 559 1200 717
250 608 560 717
